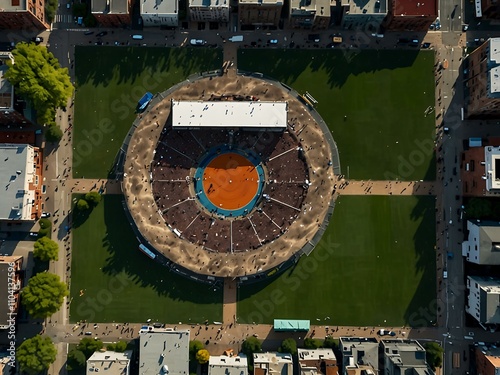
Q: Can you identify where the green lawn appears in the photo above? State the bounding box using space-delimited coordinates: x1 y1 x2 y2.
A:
69 195 223 323
238 49 436 181
73 46 223 178
237 195 436 326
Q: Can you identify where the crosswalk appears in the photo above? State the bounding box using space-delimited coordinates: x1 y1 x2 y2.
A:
54 14 73 23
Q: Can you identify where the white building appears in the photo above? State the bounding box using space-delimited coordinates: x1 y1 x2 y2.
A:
254 352 293 375
381 340 433 375
0 144 37 221
139 330 190 375
462 220 500 264
86 350 133 375
466 276 500 325
189 0 229 22
485 146 500 192
208 356 248 375
339 337 379 375
141 0 178 26
341 0 387 31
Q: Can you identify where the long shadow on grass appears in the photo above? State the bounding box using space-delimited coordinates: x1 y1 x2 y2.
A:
75 46 223 88
403 164 437 327
239 49 424 89
98 195 220 306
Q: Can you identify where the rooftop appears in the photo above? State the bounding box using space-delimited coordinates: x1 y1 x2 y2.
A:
139 330 189 375
91 0 129 14
239 0 282 4
391 0 436 17
340 337 379 374
290 0 330 15
345 0 387 15
466 220 500 264
254 352 293 375
141 0 178 15
468 276 500 324
382 340 428 368
208 356 248 375
87 350 132 375
171 100 287 128
189 0 228 7
0 144 35 220
0 0 27 11
485 146 500 191
298 349 338 375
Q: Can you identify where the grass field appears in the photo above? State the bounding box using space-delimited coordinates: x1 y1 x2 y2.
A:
237 195 436 327
238 49 436 181
73 46 222 178
69 194 222 323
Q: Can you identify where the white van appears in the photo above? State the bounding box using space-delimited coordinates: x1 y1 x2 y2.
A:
132 34 144 40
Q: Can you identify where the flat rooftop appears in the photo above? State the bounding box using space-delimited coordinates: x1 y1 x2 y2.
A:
239 0 282 4
0 144 35 220
141 0 178 14
254 352 293 375
346 0 387 15
87 351 132 375
208 356 248 375
92 0 128 13
0 65 12 109
290 0 330 13
485 146 500 191
172 100 287 128
139 330 189 375
391 0 436 16
189 0 228 7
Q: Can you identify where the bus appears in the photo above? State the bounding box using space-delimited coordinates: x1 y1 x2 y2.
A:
139 244 156 259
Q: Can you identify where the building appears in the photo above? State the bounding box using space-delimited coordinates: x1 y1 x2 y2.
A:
0 144 43 221
476 345 500 375
462 221 500 264
189 0 229 22
254 352 293 375
289 0 331 29
382 340 434 375
339 337 379 375
461 138 500 196
139 330 189 375
0 355 13 375
297 348 338 375
208 355 248 375
341 0 387 31
238 0 282 28
466 276 500 326
141 0 178 27
0 0 48 29
383 0 437 31
0 255 23 330
466 38 500 117
86 350 133 375
91 0 132 26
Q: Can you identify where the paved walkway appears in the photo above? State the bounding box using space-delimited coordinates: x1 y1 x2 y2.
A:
335 180 436 196
222 40 237 78
223 279 237 325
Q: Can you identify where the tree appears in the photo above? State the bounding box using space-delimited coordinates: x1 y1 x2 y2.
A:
77 337 104 359
67 349 86 371
45 123 63 143
304 337 322 349
278 338 297 356
196 349 210 364
5 42 73 125
21 272 68 318
189 340 204 361
108 340 127 352
322 336 338 350
241 336 261 357
33 236 59 261
17 336 57 375
38 218 52 238
76 198 90 211
85 191 102 206
424 342 444 370
465 197 492 219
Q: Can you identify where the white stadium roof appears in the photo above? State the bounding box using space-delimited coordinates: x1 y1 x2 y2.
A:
171 100 287 128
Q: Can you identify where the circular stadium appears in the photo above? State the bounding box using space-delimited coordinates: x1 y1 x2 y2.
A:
122 73 338 279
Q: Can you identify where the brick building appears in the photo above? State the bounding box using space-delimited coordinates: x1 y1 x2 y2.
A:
189 0 229 23
383 0 437 31
289 0 330 29
0 0 48 29
91 0 133 26
238 0 283 28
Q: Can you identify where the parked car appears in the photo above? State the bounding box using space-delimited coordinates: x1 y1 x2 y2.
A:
268 39 278 44
41 212 51 218
378 329 396 336
422 42 431 49
190 39 206 46
84 332 92 335
462 24 469 31
29 232 38 238
84 31 94 35
31 36 43 44
96 31 108 37
409 39 419 47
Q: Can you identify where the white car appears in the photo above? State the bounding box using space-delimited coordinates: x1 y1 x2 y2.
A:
41 212 51 218
190 39 206 46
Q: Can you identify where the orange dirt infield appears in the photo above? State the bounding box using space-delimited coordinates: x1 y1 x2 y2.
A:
202 153 260 210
